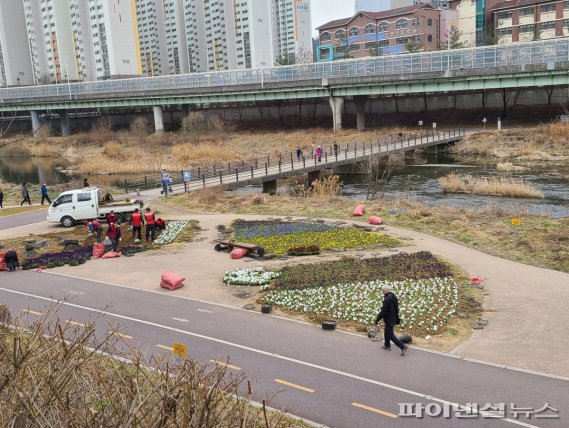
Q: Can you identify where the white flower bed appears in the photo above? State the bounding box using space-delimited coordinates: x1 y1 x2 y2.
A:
223 267 281 286
154 220 189 244
265 277 458 333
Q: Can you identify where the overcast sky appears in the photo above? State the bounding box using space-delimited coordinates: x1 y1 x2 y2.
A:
311 0 355 36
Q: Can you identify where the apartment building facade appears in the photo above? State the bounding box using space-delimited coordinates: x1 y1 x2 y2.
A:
137 0 168 77
272 0 313 63
0 0 34 86
316 4 441 61
493 0 569 43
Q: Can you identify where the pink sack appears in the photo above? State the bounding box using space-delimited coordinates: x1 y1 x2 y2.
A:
0 252 6 272
368 216 383 225
230 248 249 259
352 204 365 216
101 251 122 259
160 280 184 290
161 272 185 288
92 243 105 259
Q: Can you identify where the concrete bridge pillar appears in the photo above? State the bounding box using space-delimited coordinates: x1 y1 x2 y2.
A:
307 170 322 186
30 110 41 138
354 96 368 131
153 106 165 133
59 110 70 137
328 96 344 132
262 179 277 195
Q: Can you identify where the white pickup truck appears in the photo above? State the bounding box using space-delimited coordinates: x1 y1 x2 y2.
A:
47 187 143 227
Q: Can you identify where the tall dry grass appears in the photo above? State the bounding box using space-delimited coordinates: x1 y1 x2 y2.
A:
438 172 543 198
90 118 114 145
0 306 292 427
130 116 150 143
298 175 343 199
171 143 240 168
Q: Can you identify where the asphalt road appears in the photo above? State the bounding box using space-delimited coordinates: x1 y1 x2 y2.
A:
0 208 47 229
0 271 567 428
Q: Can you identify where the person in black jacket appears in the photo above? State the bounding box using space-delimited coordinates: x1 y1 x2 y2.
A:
4 249 19 272
375 285 408 356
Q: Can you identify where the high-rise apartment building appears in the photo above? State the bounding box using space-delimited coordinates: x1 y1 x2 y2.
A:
0 0 34 86
88 0 142 79
137 0 168 76
272 0 313 63
164 0 188 74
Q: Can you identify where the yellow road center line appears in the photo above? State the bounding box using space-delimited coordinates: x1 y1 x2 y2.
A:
66 320 87 327
156 344 174 351
209 359 242 371
352 402 398 419
21 309 42 316
274 379 315 393
110 331 133 339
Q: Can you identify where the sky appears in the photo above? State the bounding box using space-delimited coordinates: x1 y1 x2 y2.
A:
310 0 355 36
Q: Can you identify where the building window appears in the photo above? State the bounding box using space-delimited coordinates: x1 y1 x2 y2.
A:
540 3 556 13
365 24 375 34
565 1 569 10
334 29 346 39
519 7 534 17
320 31 330 41
519 24 535 33
540 21 556 30
497 11 513 20
349 26 359 37
349 43 360 51
427 34 432 42
320 47 331 59
378 21 388 32
396 19 408 29
498 28 513 36
395 37 408 45
427 18 432 26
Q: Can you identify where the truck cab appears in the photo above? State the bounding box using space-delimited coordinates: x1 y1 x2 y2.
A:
47 188 102 227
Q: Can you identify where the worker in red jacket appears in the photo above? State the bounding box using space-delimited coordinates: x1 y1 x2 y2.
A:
144 207 156 242
129 208 144 241
106 222 122 252
86 219 103 243
105 210 118 225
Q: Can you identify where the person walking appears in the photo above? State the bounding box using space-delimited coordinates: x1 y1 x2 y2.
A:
129 208 144 241
86 219 103 243
4 249 19 272
40 182 52 205
106 222 122 252
333 141 339 157
83 178 90 188
316 146 323 163
0 188 3 208
144 207 156 242
20 183 32 206
296 146 303 161
160 169 170 195
374 285 408 356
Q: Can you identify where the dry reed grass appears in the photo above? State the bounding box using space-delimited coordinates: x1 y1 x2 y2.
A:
130 116 150 143
0 307 295 427
496 162 526 172
438 172 543 198
296 175 342 199
171 143 240 168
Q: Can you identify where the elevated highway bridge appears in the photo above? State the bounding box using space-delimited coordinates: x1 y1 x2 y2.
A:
1 38 568 136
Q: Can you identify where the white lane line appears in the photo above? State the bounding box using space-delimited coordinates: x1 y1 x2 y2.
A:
0 287 541 428
172 317 190 323
196 309 213 313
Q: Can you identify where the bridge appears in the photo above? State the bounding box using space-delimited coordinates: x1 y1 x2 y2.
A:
1 38 568 135
125 129 465 196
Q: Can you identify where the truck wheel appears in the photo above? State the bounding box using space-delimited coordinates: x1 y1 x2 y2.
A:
61 216 75 228
115 213 125 224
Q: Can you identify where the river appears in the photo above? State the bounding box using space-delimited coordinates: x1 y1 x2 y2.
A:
1 154 568 218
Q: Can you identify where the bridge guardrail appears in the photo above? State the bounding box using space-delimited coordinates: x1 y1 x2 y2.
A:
124 129 465 194
1 38 568 103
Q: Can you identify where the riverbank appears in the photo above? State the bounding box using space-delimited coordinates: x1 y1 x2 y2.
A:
168 190 569 273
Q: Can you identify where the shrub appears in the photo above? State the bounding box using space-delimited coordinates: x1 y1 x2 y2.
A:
130 116 150 143
91 118 114 145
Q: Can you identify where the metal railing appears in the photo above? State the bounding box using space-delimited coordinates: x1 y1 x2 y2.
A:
1 38 568 103
124 129 465 193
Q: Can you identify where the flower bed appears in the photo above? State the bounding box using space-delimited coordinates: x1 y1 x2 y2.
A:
234 225 397 255
22 246 93 270
223 267 281 285
287 246 320 256
154 220 189 245
265 277 459 333
233 220 339 240
274 251 453 290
